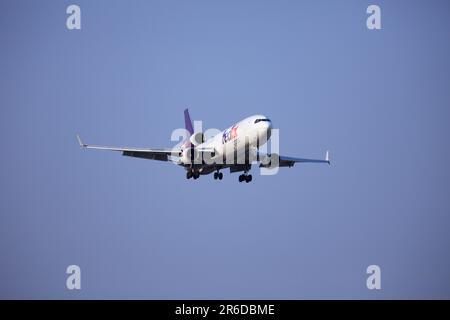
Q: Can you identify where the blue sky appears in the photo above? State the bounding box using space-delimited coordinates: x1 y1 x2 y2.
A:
1 0 450 299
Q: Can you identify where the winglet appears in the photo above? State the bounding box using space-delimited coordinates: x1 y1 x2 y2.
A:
325 150 330 165
77 134 87 148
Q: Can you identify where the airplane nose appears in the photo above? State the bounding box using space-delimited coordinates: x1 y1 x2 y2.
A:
263 120 272 132
266 122 272 139
258 121 272 141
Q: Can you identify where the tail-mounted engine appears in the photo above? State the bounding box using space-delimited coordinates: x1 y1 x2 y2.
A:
189 132 204 146
181 147 202 165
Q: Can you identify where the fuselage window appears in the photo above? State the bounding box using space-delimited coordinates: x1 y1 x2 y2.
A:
254 119 271 124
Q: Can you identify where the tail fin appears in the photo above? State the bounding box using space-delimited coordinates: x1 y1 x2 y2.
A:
184 109 194 136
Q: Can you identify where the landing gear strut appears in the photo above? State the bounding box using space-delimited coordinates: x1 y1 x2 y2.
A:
238 173 252 183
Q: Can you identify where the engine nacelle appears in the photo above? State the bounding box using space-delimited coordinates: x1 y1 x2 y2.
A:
189 132 204 146
181 148 202 165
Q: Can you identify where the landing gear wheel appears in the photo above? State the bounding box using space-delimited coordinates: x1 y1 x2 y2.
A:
213 172 218 180
186 171 193 179
193 172 200 179
239 173 252 183
218 172 223 180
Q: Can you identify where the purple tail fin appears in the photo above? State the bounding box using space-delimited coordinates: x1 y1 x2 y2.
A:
183 109 194 149
184 109 194 136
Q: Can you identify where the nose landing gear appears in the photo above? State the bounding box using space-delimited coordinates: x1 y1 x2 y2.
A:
238 173 252 183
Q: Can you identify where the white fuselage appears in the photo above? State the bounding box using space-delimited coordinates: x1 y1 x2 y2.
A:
185 115 272 168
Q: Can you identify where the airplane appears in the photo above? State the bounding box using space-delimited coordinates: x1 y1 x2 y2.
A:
77 109 330 183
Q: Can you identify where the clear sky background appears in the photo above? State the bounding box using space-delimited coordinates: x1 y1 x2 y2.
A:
1 0 449 299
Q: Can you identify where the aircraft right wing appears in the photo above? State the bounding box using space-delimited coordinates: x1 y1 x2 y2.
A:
77 135 180 162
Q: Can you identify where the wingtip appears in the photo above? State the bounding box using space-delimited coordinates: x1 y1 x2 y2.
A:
326 150 330 165
76 134 86 147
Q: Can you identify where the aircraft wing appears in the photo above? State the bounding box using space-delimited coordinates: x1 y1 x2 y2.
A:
77 135 180 162
259 151 330 168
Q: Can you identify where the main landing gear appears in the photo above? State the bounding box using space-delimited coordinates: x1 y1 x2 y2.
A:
186 170 199 180
213 171 223 180
187 170 251 183
238 173 252 183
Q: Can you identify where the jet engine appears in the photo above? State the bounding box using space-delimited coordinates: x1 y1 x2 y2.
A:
189 132 204 146
181 147 202 165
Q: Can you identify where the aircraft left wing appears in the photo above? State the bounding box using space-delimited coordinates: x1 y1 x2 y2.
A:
77 134 180 162
259 151 330 168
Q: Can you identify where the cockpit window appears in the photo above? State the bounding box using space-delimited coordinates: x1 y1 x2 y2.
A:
254 118 271 124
